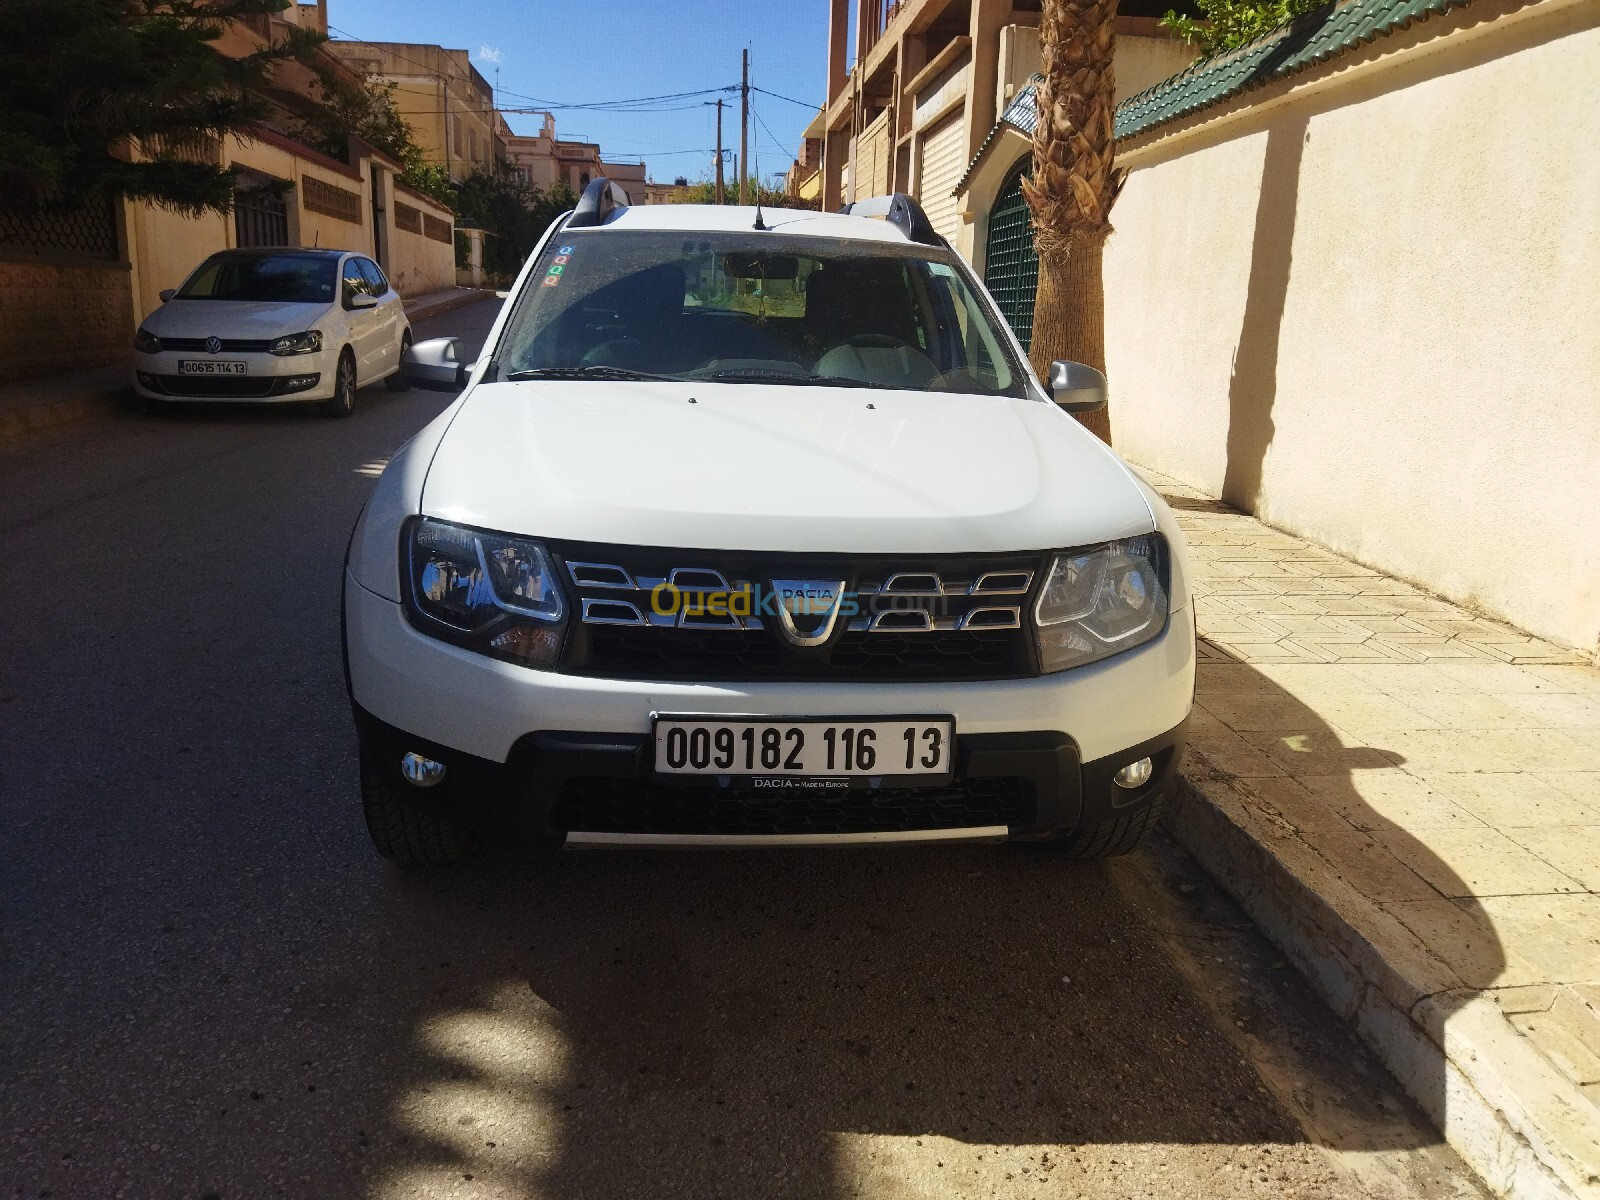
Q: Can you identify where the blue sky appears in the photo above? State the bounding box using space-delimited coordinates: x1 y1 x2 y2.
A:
325 0 831 185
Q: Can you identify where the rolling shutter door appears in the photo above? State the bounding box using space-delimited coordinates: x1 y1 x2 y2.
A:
916 111 965 245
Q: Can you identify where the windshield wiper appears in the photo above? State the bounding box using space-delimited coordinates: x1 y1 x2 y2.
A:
699 368 907 390
503 366 681 382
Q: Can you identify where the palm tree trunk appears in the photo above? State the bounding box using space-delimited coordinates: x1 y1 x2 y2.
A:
1024 0 1121 444
1029 228 1111 444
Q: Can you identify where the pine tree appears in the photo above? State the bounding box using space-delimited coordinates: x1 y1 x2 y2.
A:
0 0 322 216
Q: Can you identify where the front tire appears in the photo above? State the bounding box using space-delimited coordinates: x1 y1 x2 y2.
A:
1054 792 1166 859
318 350 357 418
385 331 412 392
359 753 476 866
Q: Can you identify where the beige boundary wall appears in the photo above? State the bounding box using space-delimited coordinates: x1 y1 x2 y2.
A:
1104 0 1600 657
125 131 456 325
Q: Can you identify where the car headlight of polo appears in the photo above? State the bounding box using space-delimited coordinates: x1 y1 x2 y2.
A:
402 517 567 667
134 327 162 354
270 330 322 355
1034 535 1170 672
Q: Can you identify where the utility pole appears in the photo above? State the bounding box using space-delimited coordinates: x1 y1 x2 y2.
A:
714 98 725 205
739 48 749 205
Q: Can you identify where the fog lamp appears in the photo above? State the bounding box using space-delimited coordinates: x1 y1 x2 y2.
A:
400 752 447 788
1114 757 1154 789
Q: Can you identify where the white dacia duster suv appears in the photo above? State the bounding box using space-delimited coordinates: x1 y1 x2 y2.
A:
343 181 1194 865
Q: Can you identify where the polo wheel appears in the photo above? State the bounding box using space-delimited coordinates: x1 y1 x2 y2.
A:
385 331 412 392
318 349 357 418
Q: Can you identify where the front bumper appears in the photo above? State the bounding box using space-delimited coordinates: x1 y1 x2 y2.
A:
132 348 336 402
353 703 1188 846
345 570 1195 845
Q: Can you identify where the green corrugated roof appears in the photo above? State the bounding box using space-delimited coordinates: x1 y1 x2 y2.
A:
1115 0 1472 140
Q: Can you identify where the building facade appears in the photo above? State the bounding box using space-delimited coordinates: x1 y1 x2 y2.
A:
326 40 501 181
0 1 457 383
502 113 648 196
815 0 1194 269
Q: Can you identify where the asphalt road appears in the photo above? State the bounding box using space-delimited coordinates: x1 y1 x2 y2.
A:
1 299 1486 1200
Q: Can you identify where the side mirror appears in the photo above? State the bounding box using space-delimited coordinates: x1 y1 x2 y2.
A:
1049 360 1108 413
348 292 379 310
402 336 465 392
159 289 176 303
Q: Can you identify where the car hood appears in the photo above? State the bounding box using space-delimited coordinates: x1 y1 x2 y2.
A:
420 381 1155 554
142 299 333 338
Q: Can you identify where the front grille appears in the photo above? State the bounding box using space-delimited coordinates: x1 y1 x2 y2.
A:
143 374 312 397
158 337 275 352
553 542 1044 683
554 776 1037 836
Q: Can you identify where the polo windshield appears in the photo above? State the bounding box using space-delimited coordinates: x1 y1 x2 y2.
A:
494 230 1025 396
177 254 339 304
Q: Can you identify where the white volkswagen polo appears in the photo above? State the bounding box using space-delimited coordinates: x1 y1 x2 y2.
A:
133 247 411 417
344 182 1195 865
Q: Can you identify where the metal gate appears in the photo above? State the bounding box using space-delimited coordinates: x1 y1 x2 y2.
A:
234 187 288 248
982 160 1039 351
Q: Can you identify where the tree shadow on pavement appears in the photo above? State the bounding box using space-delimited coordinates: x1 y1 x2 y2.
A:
350 788 1484 1199
1182 644 1508 1154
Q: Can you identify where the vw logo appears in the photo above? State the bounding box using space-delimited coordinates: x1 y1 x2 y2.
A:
204 336 223 354
769 578 847 648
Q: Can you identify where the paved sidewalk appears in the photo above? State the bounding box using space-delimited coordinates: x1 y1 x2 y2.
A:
402 285 496 322
1137 464 1600 1198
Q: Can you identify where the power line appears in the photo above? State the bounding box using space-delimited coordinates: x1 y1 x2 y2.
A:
751 85 823 112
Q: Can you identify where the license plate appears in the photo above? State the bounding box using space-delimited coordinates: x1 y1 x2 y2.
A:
653 715 955 782
177 360 247 375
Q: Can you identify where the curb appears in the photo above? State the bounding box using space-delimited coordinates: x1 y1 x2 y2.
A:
402 288 496 323
0 382 134 449
1164 768 1600 1199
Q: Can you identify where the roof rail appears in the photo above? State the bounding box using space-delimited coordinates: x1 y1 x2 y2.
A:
567 177 632 228
837 193 944 247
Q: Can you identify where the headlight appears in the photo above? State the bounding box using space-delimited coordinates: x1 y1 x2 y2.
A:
270 330 322 355
402 517 567 667
134 328 161 354
1034 535 1170 672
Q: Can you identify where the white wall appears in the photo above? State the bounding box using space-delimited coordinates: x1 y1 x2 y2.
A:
1105 0 1600 654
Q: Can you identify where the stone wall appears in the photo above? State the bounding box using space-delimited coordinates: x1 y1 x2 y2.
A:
0 260 132 384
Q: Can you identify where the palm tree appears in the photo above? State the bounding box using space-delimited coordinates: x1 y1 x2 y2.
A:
1022 0 1122 443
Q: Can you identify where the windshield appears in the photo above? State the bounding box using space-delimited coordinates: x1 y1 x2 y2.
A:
177 254 339 304
494 230 1025 396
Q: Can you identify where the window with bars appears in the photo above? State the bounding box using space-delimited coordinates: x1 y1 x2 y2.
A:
982 159 1039 351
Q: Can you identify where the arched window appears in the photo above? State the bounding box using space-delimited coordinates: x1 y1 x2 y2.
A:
983 158 1040 351
580 171 591 189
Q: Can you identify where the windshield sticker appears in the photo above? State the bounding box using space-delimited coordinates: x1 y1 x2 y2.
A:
542 261 566 288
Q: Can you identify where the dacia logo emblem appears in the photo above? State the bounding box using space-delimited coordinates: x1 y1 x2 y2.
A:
769 578 846 648
204 336 223 354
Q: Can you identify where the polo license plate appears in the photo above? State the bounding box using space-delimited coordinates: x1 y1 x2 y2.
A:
177 360 247 375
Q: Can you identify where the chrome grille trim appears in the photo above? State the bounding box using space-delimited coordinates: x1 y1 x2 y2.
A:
959 606 1023 630
881 572 944 595
668 567 730 590
568 561 636 589
581 597 646 626
870 609 935 632
972 570 1034 595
